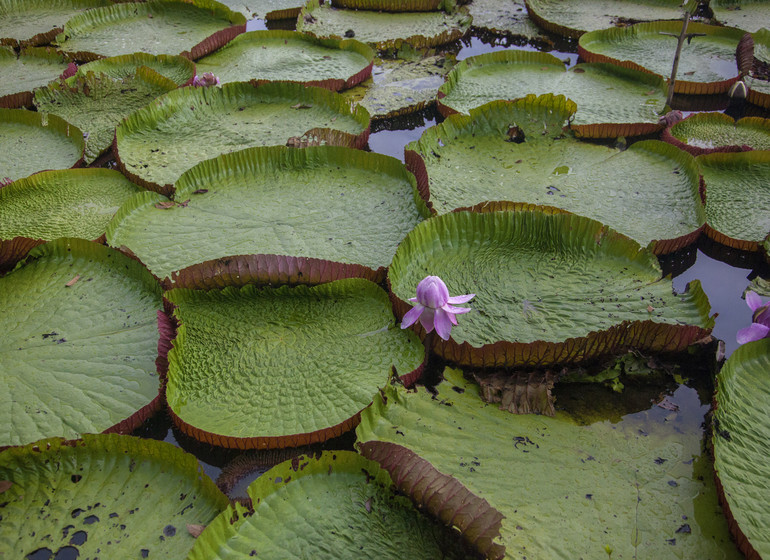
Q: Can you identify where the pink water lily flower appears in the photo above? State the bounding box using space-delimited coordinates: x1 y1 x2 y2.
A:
193 72 220 87
737 291 770 344
400 276 475 341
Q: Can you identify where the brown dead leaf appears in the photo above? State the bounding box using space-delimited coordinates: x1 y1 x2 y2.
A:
65 274 81 287
0 480 12 493
154 201 176 210
192 189 208 195
291 103 312 110
187 523 206 538
177 199 191 208
364 497 372 513
647 305 654 313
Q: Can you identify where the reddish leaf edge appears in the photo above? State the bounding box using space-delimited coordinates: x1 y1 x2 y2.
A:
358 440 505 560
164 253 386 290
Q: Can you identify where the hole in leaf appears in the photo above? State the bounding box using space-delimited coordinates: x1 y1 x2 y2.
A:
53 546 79 559
25 548 53 560
69 531 87 546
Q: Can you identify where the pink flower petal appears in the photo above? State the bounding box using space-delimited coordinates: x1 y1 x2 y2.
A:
737 323 770 344
444 304 471 315
447 293 475 304
434 308 453 340
746 291 763 312
401 304 424 329
419 308 436 333
447 311 458 326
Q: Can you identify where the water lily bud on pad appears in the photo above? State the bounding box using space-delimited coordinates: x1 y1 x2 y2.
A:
401 275 474 340
193 72 220 87
163 278 424 449
388 208 714 367
187 451 470 559
0 434 228 559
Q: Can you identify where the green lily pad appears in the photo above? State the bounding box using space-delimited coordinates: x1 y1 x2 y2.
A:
297 0 471 50
0 46 73 108
0 0 111 48
0 239 163 448
0 169 141 271
663 112 770 155
713 338 770 559
711 0 770 33
330 0 451 10
53 0 247 61
115 81 370 194
437 50 668 138
525 0 685 39
388 209 713 367
164 278 424 449
108 144 427 286
408 94 704 253
213 0 263 19
73 52 196 86
699 150 770 250
357 368 742 559
753 27 770 64
578 21 747 94
467 0 543 38
0 108 84 182
188 450 469 559
0 434 228 558
195 30 374 90
746 74 770 109
35 67 178 164
230 0 304 20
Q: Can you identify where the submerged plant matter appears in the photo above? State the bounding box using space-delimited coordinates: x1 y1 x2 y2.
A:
400 275 474 340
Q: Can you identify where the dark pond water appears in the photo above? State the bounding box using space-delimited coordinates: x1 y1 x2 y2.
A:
130 16 769 556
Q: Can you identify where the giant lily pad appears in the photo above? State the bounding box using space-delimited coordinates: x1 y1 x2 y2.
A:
578 22 747 95
54 0 247 62
699 150 770 251
108 145 428 286
0 239 163 448
0 0 111 48
662 112 770 155
713 338 770 559
408 95 704 253
388 209 713 367
297 0 471 50
0 434 228 558
746 74 770 109
525 0 686 39
0 169 141 272
437 50 668 138
0 46 73 108
467 0 543 38
35 67 179 164
195 31 374 90
0 108 84 182
164 278 424 449
356 368 741 559
115 81 370 194
73 52 196 86
188 451 469 559
711 0 770 33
